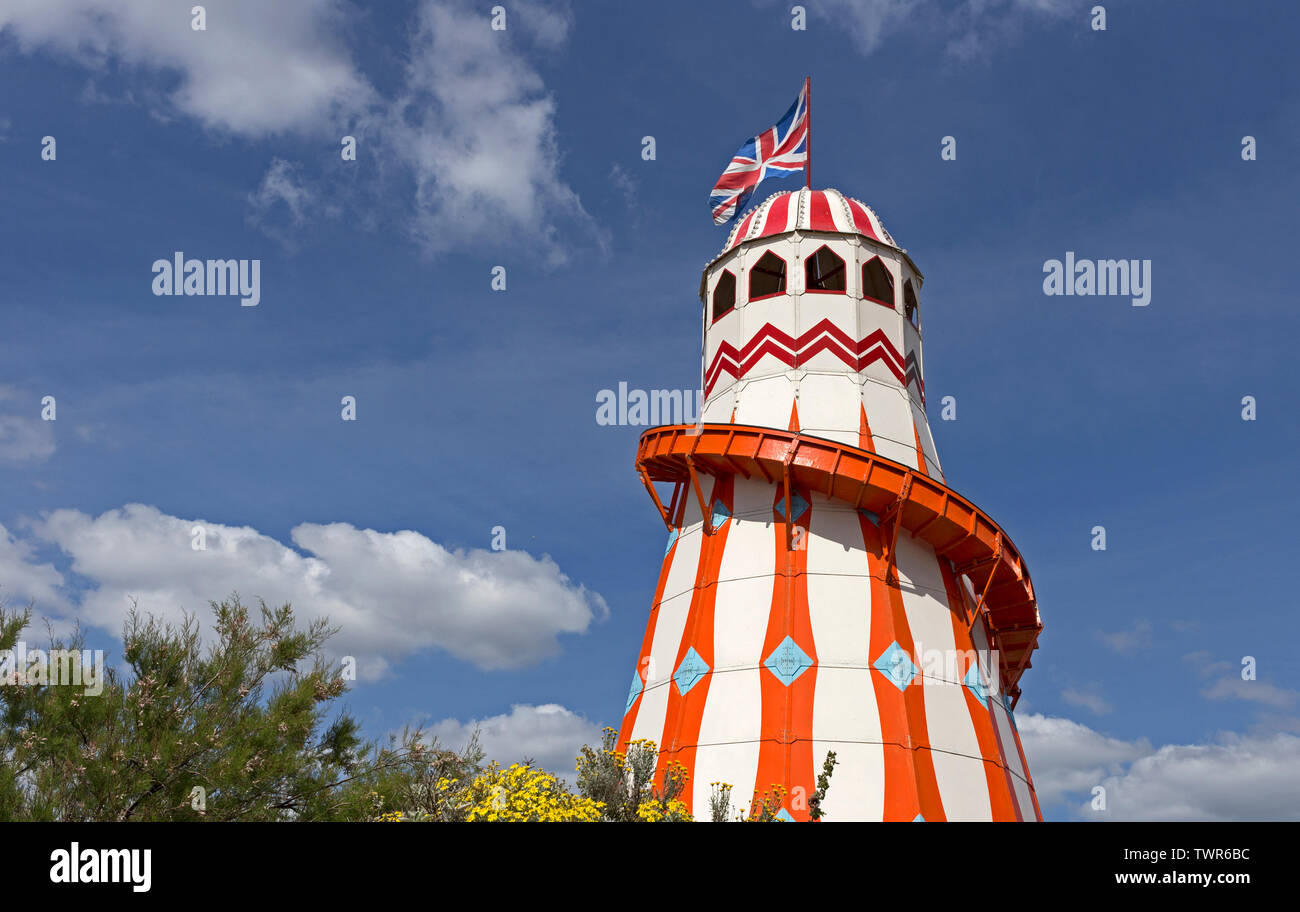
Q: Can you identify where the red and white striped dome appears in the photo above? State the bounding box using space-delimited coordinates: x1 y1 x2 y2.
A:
717 187 901 259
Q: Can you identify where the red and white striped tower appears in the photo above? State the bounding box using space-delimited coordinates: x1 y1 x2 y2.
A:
618 188 1044 821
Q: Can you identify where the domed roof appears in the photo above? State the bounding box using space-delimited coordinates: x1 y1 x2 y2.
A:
714 187 906 263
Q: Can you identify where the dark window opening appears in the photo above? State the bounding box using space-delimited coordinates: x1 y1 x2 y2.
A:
861 256 894 307
712 270 736 320
904 279 920 327
804 245 846 293
749 251 787 300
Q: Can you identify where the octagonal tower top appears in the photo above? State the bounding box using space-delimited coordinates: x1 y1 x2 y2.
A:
700 188 921 299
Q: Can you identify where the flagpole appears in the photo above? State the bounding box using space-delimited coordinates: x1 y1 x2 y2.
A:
804 75 812 189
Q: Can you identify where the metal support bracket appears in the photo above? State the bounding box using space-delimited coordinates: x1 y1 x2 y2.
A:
879 472 913 580
966 531 1003 634
685 455 713 535
638 467 673 531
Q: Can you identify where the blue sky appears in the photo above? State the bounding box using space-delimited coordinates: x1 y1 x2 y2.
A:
1 0 1298 820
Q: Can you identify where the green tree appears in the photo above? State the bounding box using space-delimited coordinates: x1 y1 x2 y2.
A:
0 594 423 821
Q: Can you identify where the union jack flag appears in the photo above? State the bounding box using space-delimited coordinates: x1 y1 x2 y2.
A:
709 81 809 225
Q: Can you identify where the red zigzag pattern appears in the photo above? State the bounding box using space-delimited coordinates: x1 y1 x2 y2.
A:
705 319 924 400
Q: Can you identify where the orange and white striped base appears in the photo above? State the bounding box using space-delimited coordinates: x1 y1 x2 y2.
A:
618 426 1042 821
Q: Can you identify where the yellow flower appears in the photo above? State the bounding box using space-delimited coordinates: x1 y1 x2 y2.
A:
464 762 603 822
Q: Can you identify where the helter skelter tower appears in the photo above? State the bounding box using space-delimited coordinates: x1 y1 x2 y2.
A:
617 187 1044 821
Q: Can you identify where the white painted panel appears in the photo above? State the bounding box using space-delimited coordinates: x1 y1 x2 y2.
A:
808 684 884 821
691 685 759 815
710 479 778 653
643 482 705 732
910 398 943 477
992 700 1030 781
893 533 959 623
990 699 1035 819
628 491 701 751
806 496 873 668
658 498 704 605
643 590 693 689
796 373 859 447
694 476 775 813
894 536 990 818
733 375 795 431
929 751 993 821
804 494 884 821
862 380 918 467
702 389 733 423
979 603 1027 799
629 672 671 748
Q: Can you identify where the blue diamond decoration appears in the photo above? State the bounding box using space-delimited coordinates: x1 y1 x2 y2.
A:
776 808 795 822
626 671 643 713
664 528 679 556
711 501 731 529
764 636 814 686
780 490 810 520
1003 693 1018 730
913 813 926 822
673 647 710 695
873 641 917 691
859 508 881 525
963 662 989 704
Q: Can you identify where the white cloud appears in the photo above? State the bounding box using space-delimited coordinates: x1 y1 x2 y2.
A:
945 0 1076 60
1089 733 1300 822
248 158 315 226
423 703 602 778
1061 686 1113 716
500 0 572 50
802 0 916 54
0 0 374 136
387 0 602 265
1182 649 1233 678
0 522 67 611
1097 618 1152 654
1182 651 1298 710
0 0 600 262
1020 713 1300 820
1017 713 1149 808
0 414 55 463
245 157 337 251
1007 0 1073 12
18 503 606 679
763 0 1073 59
1200 676 1299 709
0 388 55 462
608 163 638 211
